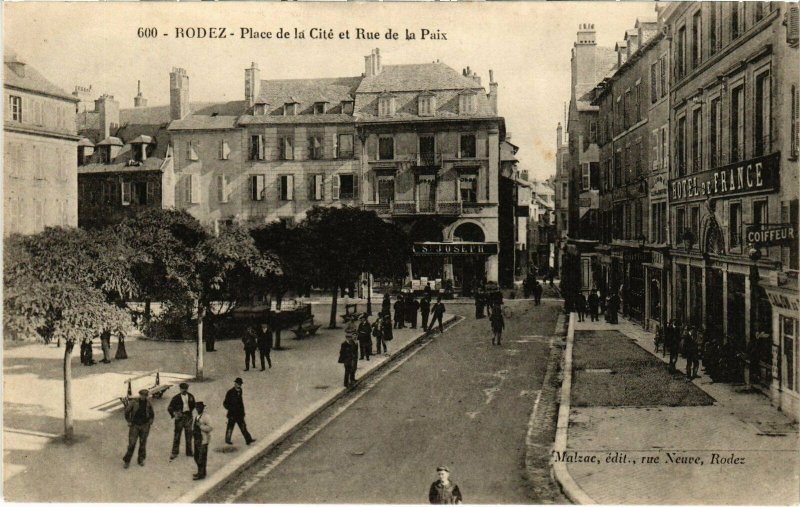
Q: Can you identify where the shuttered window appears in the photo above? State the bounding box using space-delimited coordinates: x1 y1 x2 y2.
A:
250 174 266 201
309 174 324 201
217 174 229 203
219 140 231 160
279 175 294 201
121 181 132 206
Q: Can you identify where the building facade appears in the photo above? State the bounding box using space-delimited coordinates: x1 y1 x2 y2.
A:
166 52 506 292
4 52 79 235
664 2 799 417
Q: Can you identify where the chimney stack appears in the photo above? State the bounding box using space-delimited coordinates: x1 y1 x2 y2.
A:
576 23 597 45
169 67 190 121
134 80 148 108
95 94 120 139
557 122 563 148
488 69 498 115
245 62 260 108
364 48 382 78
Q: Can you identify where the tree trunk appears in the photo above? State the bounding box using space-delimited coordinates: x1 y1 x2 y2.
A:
196 302 205 381
328 285 338 329
63 339 75 441
144 299 151 321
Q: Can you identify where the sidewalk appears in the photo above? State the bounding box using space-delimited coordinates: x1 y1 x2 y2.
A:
3 306 455 503
556 314 799 505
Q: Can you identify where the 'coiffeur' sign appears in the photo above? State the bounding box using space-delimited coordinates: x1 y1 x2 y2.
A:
669 152 779 203
413 242 498 255
745 223 796 246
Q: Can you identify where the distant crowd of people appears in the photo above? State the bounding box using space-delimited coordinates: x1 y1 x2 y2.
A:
655 320 702 379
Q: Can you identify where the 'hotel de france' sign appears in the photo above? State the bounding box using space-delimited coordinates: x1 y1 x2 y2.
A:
669 152 779 203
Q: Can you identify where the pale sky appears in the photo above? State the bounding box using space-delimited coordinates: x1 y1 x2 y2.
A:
5 1 657 181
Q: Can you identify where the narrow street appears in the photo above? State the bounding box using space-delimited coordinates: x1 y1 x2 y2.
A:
209 300 566 504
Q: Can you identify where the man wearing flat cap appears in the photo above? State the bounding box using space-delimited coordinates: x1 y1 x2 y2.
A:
429 465 462 504
192 401 213 480
168 382 196 460
223 377 255 445
123 389 155 468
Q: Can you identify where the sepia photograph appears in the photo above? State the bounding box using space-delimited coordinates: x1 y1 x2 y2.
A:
2 1 799 504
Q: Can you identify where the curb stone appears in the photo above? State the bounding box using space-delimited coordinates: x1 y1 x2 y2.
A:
551 312 596 505
177 314 459 504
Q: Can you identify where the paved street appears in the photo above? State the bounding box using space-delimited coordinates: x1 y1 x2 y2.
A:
213 299 565 504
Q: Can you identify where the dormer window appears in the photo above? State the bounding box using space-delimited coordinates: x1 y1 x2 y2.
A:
458 92 477 114
313 102 327 115
418 93 436 116
378 94 396 117
341 99 354 115
132 144 147 162
283 102 298 116
254 103 269 115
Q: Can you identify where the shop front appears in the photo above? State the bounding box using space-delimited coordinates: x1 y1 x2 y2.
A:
411 241 498 296
764 285 799 421
643 250 669 332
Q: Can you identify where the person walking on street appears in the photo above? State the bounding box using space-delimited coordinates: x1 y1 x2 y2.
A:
80 337 95 366
373 315 386 355
394 295 405 329
168 382 196 460
429 466 463 504
684 326 700 379
192 401 212 480
338 333 359 388
587 290 600 322
431 297 446 334
533 280 543 306
667 320 681 372
242 328 257 371
576 292 587 322
408 296 420 329
380 313 393 355
475 291 486 319
420 295 431 331
256 321 272 370
115 331 128 360
490 305 505 345
357 313 373 361
609 292 620 324
123 389 154 468
381 293 391 317
100 329 112 364
223 378 255 445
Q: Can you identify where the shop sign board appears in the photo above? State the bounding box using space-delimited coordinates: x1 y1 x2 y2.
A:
669 152 779 203
745 223 796 246
413 242 498 255
765 290 799 312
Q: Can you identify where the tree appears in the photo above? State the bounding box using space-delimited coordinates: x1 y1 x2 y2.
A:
250 221 315 303
3 228 136 441
303 206 411 328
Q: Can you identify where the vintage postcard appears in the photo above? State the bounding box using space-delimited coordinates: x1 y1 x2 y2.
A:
3 1 799 504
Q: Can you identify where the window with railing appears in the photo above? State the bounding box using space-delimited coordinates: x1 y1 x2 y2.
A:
459 134 476 158
459 175 478 203
755 70 772 156
709 97 721 168
676 115 687 177
337 133 354 159
378 137 394 160
729 201 742 249
419 135 436 165
731 84 745 162
692 107 703 172
308 136 323 160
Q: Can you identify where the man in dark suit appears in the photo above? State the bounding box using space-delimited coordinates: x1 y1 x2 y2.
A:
256 322 272 370
408 296 420 329
168 382 196 460
419 295 431 331
431 297 446 334
123 389 155 468
587 290 600 322
242 329 257 371
394 295 405 329
223 378 255 445
338 334 359 388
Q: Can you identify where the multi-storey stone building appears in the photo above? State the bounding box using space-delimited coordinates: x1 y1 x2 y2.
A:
4 51 79 235
165 51 506 291
593 17 665 326
553 121 569 275
663 2 799 416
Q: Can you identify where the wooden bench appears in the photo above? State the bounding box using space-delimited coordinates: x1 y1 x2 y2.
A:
120 370 172 407
291 318 322 339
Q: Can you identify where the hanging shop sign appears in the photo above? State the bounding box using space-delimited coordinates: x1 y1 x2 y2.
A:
745 223 796 246
669 152 779 203
413 242 498 255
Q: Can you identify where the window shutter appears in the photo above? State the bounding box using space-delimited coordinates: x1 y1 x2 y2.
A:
278 175 284 200
121 181 131 205
332 174 340 200
146 180 155 205
190 174 200 204
287 174 294 200
249 175 256 201
307 174 315 200
217 175 228 203
287 137 294 160
333 134 339 159
787 6 799 45
257 175 266 200
258 135 265 160
352 174 359 201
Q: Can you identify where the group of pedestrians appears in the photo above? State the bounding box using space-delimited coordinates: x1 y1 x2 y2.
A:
521 275 544 305
241 321 273 372
658 320 702 379
80 330 127 366
122 378 255 480
571 290 602 322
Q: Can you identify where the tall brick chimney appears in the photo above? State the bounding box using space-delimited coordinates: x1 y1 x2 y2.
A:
95 94 120 139
245 62 260 108
169 67 189 121
488 69 498 115
134 80 147 108
364 48 382 78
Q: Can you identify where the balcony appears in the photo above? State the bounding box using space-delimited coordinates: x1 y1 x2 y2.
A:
416 151 440 168
362 200 464 217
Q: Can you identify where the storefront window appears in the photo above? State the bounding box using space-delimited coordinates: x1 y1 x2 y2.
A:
782 316 797 393
676 265 687 323
649 277 661 323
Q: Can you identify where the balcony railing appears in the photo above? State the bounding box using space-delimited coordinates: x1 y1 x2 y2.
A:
416 152 439 167
362 200 464 216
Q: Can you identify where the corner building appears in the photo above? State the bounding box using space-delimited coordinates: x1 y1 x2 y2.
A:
663 2 799 417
